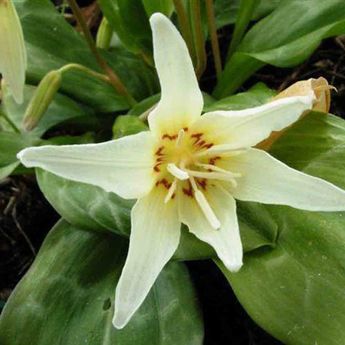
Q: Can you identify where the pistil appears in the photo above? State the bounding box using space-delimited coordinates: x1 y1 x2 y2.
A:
190 176 220 229
185 169 238 187
164 178 177 203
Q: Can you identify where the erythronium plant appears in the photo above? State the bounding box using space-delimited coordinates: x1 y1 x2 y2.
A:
17 13 345 329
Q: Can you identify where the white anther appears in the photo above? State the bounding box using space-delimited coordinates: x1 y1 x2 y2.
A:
195 190 221 230
176 128 185 147
167 163 189 180
164 179 177 204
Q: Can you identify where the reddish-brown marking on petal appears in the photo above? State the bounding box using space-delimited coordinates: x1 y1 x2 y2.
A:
154 165 161 172
155 178 171 190
191 133 203 144
183 181 193 197
183 127 189 132
203 143 213 149
197 179 207 190
162 134 178 140
155 146 164 156
209 156 221 165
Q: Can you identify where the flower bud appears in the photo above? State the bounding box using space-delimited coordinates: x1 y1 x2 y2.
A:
258 77 335 150
96 18 113 50
112 115 148 139
273 77 334 113
0 0 27 104
22 70 62 131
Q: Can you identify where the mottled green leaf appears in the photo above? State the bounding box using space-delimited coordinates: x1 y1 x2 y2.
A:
0 220 204 345
218 112 345 345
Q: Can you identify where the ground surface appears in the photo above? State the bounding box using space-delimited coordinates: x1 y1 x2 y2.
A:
1 4 345 344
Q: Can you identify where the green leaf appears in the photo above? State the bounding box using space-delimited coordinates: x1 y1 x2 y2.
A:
0 220 204 345
214 0 345 97
141 0 174 17
0 132 36 167
214 0 282 29
112 115 148 139
127 93 160 116
36 169 133 236
204 82 276 112
218 112 345 344
0 131 38 178
1 84 94 137
15 0 158 112
99 0 152 59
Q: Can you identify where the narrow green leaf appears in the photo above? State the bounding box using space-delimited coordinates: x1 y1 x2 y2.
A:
215 0 345 97
141 0 174 17
98 0 152 58
0 220 204 345
226 0 258 60
214 0 282 28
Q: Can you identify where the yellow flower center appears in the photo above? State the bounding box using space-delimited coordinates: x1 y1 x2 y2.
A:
153 128 242 229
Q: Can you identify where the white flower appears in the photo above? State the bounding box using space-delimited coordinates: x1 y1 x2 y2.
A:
0 0 26 103
17 13 345 329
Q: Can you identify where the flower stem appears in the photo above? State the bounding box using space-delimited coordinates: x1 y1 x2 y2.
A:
67 0 136 105
205 0 222 80
58 63 110 83
0 109 20 133
226 0 258 61
190 0 207 79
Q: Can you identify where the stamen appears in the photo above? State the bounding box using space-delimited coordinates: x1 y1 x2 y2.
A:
195 163 242 177
195 147 247 158
164 179 177 204
186 169 238 187
167 163 189 180
176 128 185 147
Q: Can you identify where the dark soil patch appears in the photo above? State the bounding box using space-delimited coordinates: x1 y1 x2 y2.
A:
0 176 58 301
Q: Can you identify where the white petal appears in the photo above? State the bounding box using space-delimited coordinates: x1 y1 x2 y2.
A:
227 148 345 211
113 188 181 328
17 132 156 199
194 94 314 150
148 13 203 136
179 184 242 271
0 0 26 104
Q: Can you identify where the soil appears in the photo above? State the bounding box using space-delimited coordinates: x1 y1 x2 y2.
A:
1 4 345 344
